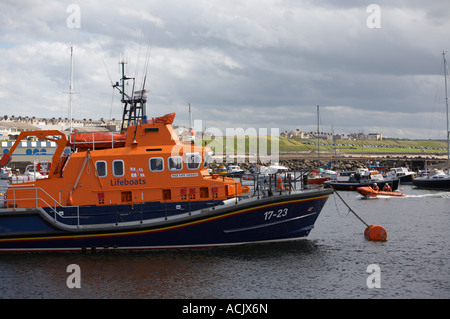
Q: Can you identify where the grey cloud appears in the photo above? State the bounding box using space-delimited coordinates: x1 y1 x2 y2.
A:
0 0 449 140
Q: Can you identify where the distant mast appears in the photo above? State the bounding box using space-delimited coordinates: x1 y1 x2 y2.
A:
317 105 320 166
188 103 195 143
188 103 193 129
69 46 74 134
444 50 449 162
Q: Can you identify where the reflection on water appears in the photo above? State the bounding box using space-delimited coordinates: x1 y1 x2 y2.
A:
0 240 322 299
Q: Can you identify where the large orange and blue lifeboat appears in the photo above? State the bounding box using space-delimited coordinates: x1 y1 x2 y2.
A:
0 65 332 252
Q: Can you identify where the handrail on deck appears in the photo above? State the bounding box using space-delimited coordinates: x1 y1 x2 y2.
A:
5 186 80 227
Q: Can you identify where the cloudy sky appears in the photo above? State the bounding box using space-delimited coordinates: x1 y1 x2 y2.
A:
1 0 449 139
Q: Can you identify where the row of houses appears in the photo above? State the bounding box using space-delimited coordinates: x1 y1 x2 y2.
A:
0 115 119 140
1 115 381 144
0 115 215 142
280 129 383 141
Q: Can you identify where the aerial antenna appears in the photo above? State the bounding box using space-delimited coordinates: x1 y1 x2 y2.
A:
188 103 193 129
69 46 74 134
141 18 157 90
64 46 79 134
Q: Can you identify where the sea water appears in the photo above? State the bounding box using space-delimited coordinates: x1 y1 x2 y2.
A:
0 185 448 299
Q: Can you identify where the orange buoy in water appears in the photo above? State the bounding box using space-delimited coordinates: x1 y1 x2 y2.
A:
364 224 387 242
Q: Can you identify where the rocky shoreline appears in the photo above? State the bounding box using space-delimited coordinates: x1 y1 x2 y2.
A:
210 153 448 172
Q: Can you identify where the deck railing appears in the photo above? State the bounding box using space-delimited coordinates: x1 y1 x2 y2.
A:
5 187 81 227
2 174 309 229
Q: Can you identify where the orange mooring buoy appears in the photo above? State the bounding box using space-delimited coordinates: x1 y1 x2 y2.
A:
332 189 387 242
364 224 387 242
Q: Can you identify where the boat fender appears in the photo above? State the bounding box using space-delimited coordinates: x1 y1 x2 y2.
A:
276 178 284 190
364 224 387 242
68 194 74 206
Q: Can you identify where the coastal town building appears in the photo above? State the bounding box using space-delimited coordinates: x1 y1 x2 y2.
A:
280 129 382 141
0 115 118 140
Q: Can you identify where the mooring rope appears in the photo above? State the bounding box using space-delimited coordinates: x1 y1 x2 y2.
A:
332 188 369 227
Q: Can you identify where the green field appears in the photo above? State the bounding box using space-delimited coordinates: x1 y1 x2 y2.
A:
198 136 448 155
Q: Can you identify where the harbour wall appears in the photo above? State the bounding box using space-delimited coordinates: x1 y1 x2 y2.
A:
211 151 448 171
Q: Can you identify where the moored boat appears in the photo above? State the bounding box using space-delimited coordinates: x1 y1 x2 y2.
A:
385 167 415 184
226 165 245 176
307 168 336 185
324 168 399 191
0 61 332 253
412 169 450 190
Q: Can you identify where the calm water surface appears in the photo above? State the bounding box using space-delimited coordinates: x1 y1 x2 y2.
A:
0 186 448 299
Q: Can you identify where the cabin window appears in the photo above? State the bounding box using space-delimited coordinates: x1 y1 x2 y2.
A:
95 161 107 178
113 160 125 177
186 152 202 170
168 156 183 171
149 157 164 172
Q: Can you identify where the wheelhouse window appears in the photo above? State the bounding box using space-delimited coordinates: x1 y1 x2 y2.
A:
149 157 164 172
113 160 124 177
186 152 202 170
168 156 183 171
95 161 107 178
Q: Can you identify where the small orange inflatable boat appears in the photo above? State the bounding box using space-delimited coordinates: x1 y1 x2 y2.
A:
357 186 406 198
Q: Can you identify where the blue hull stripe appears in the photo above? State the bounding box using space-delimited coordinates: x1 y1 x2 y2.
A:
0 191 331 251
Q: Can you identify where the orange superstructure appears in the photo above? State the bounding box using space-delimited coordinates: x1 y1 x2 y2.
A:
4 113 242 210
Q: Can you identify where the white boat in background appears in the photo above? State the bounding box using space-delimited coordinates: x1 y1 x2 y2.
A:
385 167 415 184
249 163 289 175
10 161 50 184
24 164 48 179
413 169 450 190
226 165 245 175
267 163 289 174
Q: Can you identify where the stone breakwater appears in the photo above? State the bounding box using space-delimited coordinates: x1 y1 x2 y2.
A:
211 153 447 172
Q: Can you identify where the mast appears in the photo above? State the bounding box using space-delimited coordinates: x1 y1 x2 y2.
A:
443 50 449 162
69 46 74 134
317 105 320 166
113 60 147 132
188 103 193 129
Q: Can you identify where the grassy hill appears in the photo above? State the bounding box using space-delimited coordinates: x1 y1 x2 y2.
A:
198 136 448 155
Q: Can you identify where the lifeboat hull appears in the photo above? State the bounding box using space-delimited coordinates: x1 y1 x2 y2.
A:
357 186 406 198
0 190 331 252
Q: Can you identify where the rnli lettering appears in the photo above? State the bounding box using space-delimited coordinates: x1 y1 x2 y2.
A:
110 178 146 186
